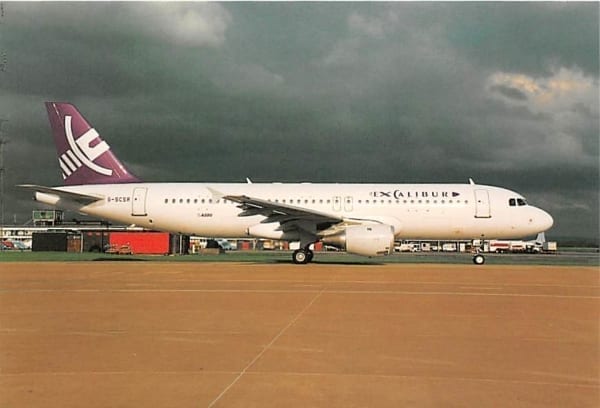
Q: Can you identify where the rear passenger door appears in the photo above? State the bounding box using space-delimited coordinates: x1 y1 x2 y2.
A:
132 187 148 216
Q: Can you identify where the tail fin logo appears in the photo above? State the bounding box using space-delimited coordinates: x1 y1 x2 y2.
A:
59 115 113 179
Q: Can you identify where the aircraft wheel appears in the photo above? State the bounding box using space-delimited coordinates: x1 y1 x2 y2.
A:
306 250 314 263
292 249 309 264
473 254 486 265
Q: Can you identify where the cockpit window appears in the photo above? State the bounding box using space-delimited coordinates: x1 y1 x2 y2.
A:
509 198 527 207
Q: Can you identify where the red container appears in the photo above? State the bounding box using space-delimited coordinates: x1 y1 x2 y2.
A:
109 232 170 255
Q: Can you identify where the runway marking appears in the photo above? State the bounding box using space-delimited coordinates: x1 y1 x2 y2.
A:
459 286 503 290
207 288 325 408
1 288 597 299
241 371 600 389
196 279 600 289
3 279 597 289
1 370 597 389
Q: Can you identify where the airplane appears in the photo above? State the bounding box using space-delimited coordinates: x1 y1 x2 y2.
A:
20 102 554 264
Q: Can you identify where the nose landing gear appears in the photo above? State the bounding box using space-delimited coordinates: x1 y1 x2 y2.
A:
472 254 486 265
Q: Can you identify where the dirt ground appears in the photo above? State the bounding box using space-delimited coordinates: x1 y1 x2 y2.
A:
1 262 598 407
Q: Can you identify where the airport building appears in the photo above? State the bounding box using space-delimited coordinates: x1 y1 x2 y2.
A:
1 210 556 255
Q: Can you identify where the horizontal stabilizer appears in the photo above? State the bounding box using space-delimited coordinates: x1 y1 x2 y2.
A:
19 184 103 205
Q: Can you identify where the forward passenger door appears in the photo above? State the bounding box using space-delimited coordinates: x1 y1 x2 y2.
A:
474 189 491 218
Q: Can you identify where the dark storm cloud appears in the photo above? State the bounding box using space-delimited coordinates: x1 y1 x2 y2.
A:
440 2 599 77
0 2 597 240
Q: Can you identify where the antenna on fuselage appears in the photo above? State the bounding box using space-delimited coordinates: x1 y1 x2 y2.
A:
469 178 476 185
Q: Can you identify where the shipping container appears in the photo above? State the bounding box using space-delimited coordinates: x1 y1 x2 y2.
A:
32 232 68 252
170 234 190 255
109 232 171 255
82 230 110 252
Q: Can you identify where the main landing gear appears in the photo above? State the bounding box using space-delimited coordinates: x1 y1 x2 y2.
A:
292 248 314 264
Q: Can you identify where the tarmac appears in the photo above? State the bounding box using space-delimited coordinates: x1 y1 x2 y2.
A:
1 261 598 407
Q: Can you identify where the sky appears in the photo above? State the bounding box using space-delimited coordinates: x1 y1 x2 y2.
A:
0 2 598 240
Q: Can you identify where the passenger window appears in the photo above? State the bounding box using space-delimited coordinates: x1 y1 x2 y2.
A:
509 198 516 206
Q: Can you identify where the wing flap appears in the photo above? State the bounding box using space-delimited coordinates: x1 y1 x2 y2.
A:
225 194 341 229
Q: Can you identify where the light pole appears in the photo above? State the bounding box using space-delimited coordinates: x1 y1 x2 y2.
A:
0 119 7 250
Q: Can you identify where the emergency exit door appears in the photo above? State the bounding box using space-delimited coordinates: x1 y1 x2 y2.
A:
332 196 342 212
132 187 148 216
344 196 354 212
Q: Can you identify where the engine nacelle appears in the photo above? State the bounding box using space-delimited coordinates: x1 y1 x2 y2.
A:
322 224 394 257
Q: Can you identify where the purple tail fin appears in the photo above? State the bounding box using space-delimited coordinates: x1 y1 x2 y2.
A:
45 102 140 185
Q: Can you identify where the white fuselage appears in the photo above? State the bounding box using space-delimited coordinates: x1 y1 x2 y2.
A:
35 182 554 241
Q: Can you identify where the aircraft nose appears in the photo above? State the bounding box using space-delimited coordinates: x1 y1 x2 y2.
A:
536 208 554 231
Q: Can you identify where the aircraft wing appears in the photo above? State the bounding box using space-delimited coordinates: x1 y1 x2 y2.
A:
19 184 104 205
225 195 342 233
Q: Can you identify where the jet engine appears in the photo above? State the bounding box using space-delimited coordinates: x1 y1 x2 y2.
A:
322 224 394 257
